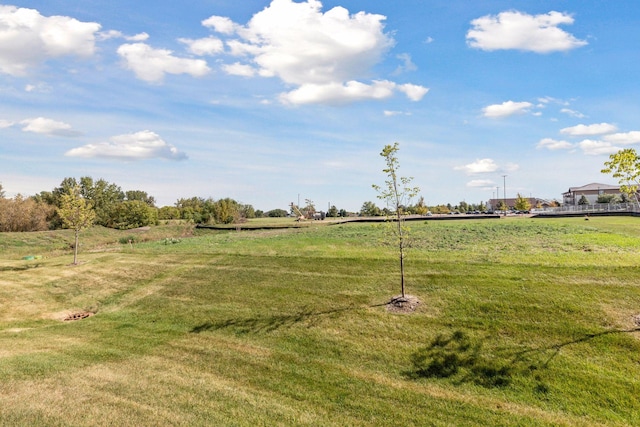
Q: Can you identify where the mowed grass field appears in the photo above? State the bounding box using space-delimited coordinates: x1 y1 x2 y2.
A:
1 216 639 426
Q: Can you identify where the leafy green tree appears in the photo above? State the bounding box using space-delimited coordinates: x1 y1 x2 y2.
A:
514 193 531 211
158 206 181 220
372 142 420 299
578 195 589 205
212 198 240 224
81 177 125 226
176 197 208 223
125 190 156 207
266 208 288 217
327 205 339 217
597 194 617 204
52 177 125 227
432 205 449 214
241 204 256 219
57 186 96 265
602 148 640 206
338 208 348 217
360 201 381 216
108 200 158 229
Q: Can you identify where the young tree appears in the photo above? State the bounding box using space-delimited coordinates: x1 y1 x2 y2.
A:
57 186 96 265
372 142 420 299
514 193 531 211
360 201 381 216
602 148 640 206
412 196 429 215
578 194 589 205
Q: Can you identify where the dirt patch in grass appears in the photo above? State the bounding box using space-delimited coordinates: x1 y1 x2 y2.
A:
387 295 420 314
62 311 94 321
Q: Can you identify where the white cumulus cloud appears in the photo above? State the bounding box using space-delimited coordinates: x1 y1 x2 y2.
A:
117 43 211 83
455 158 498 175
467 179 495 188
0 119 15 128
560 108 585 118
222 62 258 77
560 123 618 136
467 10 587 53
398 83 429 101
20 117 81 137
0 5 101 75
206 0 428 104
279 80 396 105
202 15 240 35
578 139 620 156
603 131 640 145
536 138 574 151
65 130 187 161
483 101 532 118
179 37 224 56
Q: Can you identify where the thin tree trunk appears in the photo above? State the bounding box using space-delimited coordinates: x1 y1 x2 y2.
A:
396 208 405 298
399 245 405 298
73 229 79 265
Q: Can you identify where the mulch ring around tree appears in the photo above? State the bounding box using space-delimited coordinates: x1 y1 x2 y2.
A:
63 311 94 321
386 295 420 314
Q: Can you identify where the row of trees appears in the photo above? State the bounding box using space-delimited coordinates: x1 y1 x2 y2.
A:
0 177 262 232
359 197 495 217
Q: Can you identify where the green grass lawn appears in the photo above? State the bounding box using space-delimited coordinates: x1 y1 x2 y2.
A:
1 216 639 426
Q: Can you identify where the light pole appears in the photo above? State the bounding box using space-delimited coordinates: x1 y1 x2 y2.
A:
496 187 500 212
502 175 507 216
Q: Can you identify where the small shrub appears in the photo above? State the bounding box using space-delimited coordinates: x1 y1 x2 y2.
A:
118 236 137 244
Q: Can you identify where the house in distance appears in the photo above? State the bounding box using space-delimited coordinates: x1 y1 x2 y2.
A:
562 183 621 206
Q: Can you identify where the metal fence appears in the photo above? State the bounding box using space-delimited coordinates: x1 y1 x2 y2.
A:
534 203 640 215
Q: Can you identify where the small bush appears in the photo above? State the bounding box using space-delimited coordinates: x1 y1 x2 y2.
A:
118 236 137 244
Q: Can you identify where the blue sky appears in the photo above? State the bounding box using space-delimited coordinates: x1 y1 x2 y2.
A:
2 1 639 211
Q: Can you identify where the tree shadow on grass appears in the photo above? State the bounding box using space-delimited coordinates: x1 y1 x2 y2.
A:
510 327 640 369
406 330 513 388
191 303 387 335
407 327 640 390
0 263 42 272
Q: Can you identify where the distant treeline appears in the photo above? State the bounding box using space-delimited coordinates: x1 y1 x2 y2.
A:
0 177 288 232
